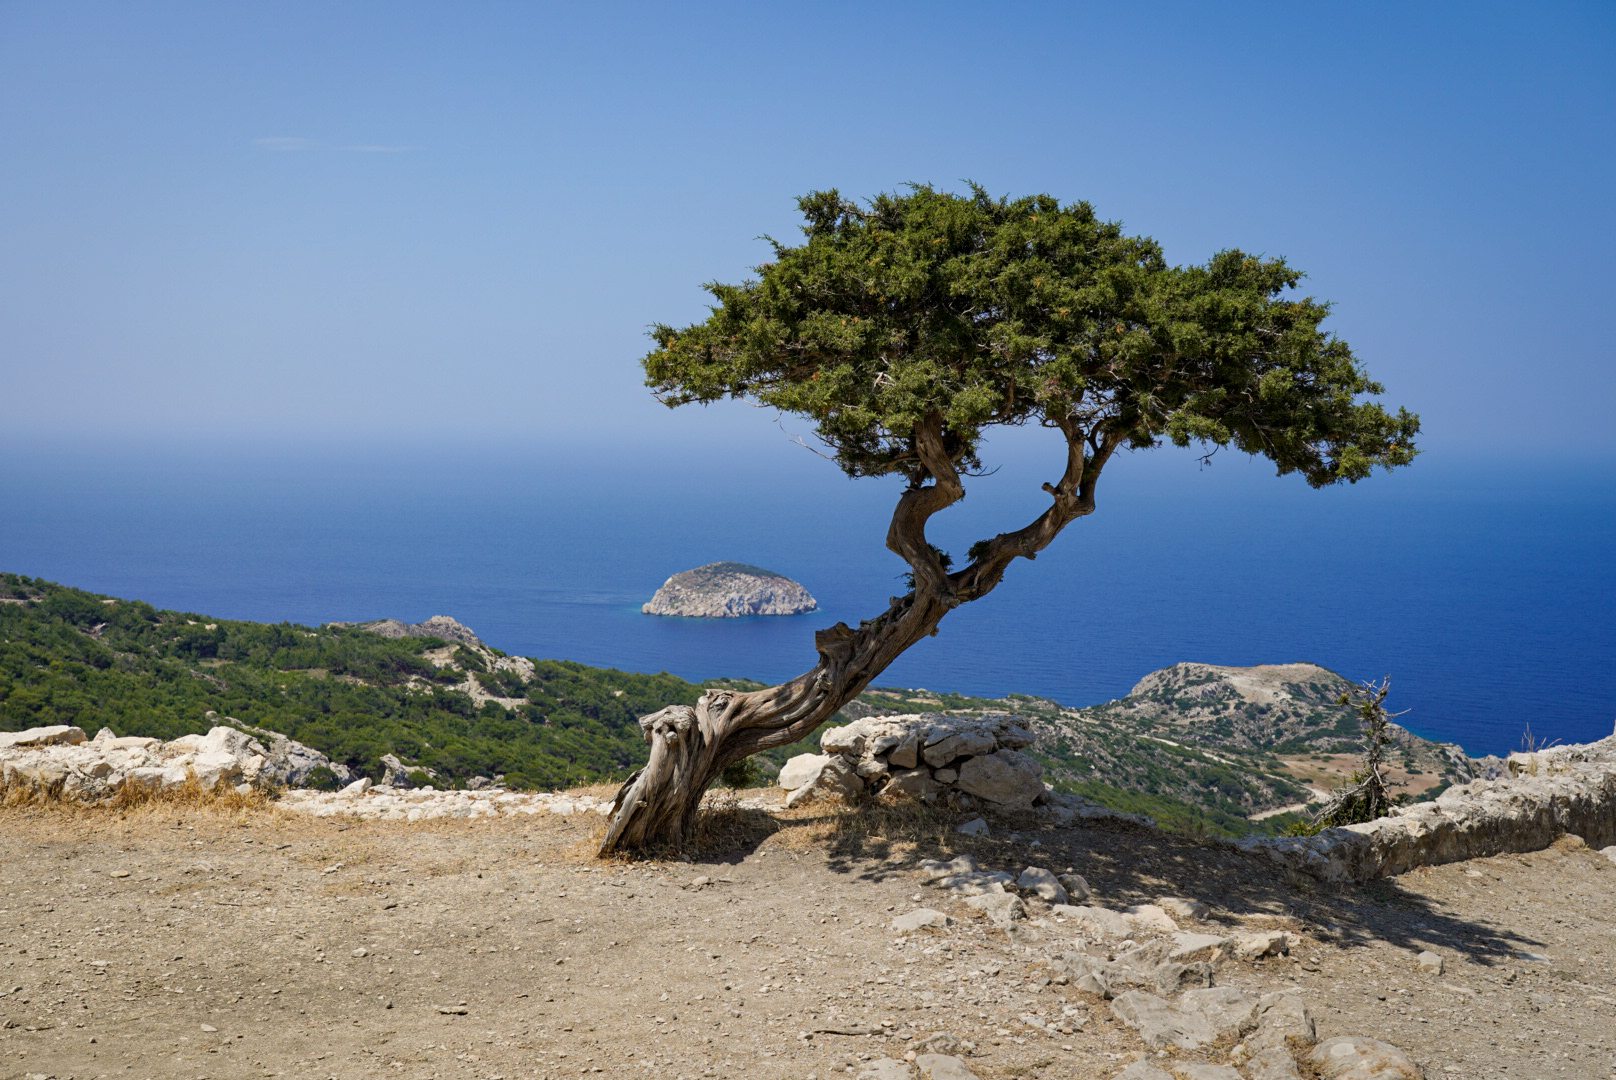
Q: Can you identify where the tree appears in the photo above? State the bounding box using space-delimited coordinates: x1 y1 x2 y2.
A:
599 184 1419 855
1311 677 1403 828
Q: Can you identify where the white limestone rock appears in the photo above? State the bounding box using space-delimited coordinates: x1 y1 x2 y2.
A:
1308 1035 1423 1079
891 908 952 933
642 562 816 617
955 749 1044 808
783 755 863 808
1016 866 1068 904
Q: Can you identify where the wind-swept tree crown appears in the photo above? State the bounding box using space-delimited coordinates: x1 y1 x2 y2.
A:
645 184 1417 487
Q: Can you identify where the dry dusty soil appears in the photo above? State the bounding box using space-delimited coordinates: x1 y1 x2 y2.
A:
2 794 1614 1080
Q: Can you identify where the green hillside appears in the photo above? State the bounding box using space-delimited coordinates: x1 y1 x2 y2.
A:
0 573 706 790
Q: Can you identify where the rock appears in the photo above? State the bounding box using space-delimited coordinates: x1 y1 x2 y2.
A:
1308 1035 1424 1079
934 768 959 784
883 767 941 802
333 615 483 646
1600 845 1616 865
642 562 816 617
1156 896 1210 921
379 754 413 787
857 1061 912 1080
1053 904 1130 939
963 891 1025 929
1058 872 1092 901
1173 1066 1243 1080
956 816 989 837
1249 989 1316 1052
0 725 87 749
891 908 952 933
1092 941 1213 996
1234 930 1291 960
783 755 863 807
1123 903 1180 934
1244 1045 1306 1080
915 1055 980 1080
922 728 998 768
917 854 979 882
340 778 372 795
1242 731 1616 882
1416 950 1443 975
1167 933 1230 964
1114 1063 1175 1080
954 749 1045 808
1177 986 1260 1039
1110 990 1217 1051
1016 866 1068 903
227 723 351 787
889 731 921 769
779 753 833 791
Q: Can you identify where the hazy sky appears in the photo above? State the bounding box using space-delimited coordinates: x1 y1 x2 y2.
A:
3 2 1612 460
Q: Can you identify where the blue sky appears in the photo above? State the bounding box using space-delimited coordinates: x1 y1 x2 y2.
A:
2 2 1612 462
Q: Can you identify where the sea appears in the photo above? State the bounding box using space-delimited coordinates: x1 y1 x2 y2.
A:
2 435 1612 759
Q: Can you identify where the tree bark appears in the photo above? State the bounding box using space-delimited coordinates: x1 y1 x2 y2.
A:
598 416 1119 856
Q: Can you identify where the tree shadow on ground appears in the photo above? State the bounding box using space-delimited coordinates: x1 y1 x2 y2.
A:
684 796 1546 967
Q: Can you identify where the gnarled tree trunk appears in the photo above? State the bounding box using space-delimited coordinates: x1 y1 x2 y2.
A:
598 416 1121 856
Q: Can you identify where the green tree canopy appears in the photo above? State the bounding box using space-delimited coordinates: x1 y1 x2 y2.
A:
647 184 1417 488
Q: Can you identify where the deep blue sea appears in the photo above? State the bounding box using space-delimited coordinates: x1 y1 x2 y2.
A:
2 436 1611 758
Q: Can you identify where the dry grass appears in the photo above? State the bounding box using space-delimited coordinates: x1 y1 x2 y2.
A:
1 772 271 815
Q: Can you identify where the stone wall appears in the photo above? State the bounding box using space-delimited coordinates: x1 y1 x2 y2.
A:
778 713 1048 810
0 723 350 801
1242 734 1616 881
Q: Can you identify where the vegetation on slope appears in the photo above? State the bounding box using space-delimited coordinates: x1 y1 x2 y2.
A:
0 574 704 789
2 575 1469 836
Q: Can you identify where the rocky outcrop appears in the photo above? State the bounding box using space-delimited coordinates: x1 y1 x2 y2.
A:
906 852 1415 1080
328 614 483 646
780 713 1047 809
0 723 349 800
1243 733 1616 881
642 562 816 617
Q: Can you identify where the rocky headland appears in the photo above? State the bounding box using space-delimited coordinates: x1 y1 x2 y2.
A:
642 561 817 617
326 614 484 646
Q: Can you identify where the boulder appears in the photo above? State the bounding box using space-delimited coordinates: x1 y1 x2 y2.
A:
921 728 998 768
1167 933 1230 964
891 908 952 933
0 725 87 749
1016 866 1067 903
963 891 1025 929
883 767 941 802
955 750 1044 808
1109 990 1217 1051
1053 904 1131 939
1123 903 1180 934
1234 930 1291 960
778 753 832 791
783 755 863 807
1308 1036 1424 1079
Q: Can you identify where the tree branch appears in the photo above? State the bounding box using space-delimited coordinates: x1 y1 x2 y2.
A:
884 412 965 598
953 420 1126 600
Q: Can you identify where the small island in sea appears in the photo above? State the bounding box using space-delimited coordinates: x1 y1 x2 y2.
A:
642 561 817 617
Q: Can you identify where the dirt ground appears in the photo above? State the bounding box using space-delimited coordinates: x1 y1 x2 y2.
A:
2 795 1613 1080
